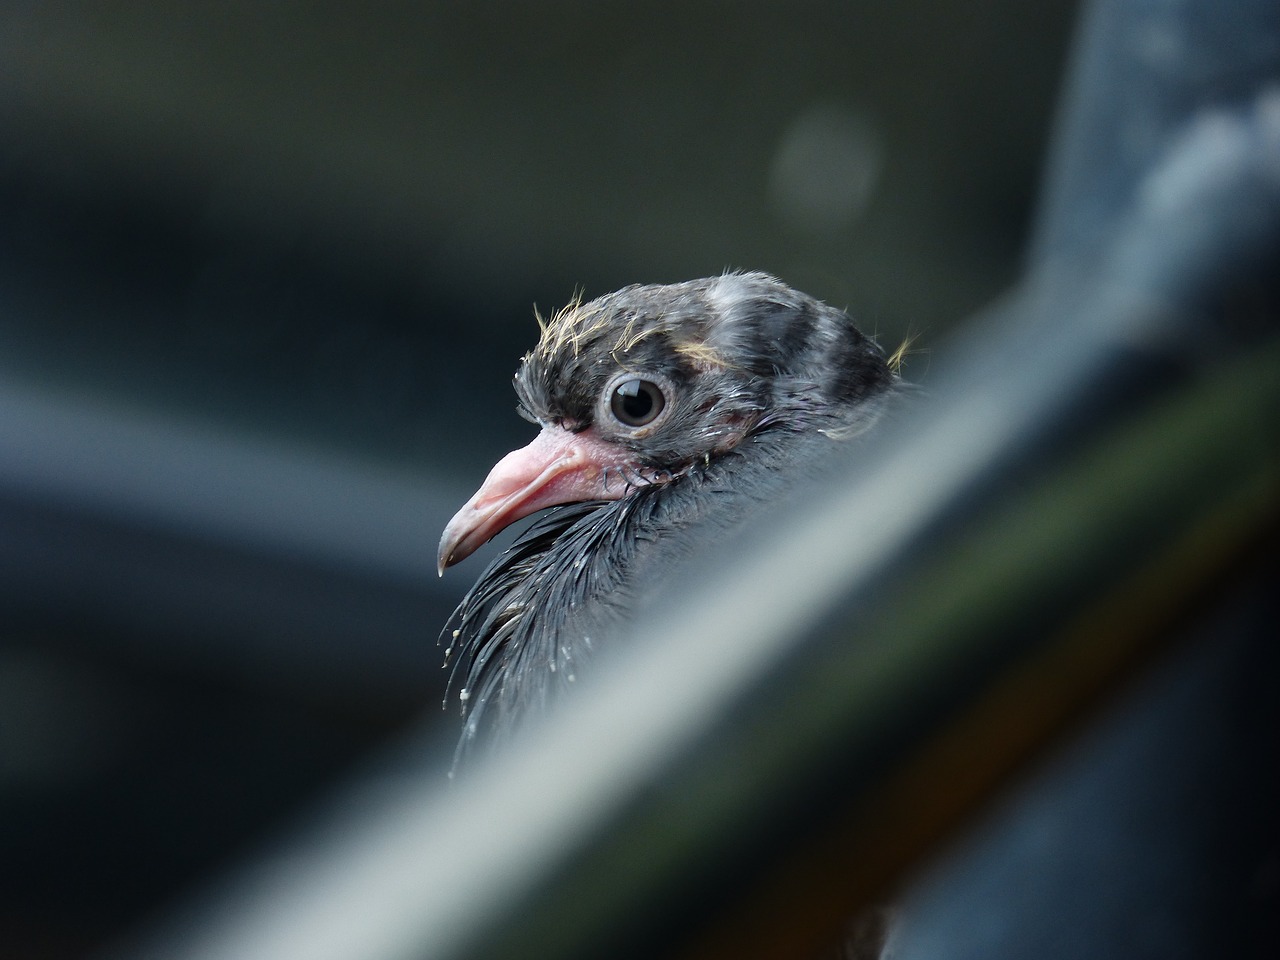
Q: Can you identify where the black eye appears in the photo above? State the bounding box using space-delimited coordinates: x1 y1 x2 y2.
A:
609 378 666 427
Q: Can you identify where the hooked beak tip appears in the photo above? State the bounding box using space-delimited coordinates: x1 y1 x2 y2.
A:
435 425 634 579
436 537 458 577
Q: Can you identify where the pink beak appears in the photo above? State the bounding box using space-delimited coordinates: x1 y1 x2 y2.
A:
438 426 640 574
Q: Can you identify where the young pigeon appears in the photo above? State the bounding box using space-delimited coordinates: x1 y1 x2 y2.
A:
438 271 898 763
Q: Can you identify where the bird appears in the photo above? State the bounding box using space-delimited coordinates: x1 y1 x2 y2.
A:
436 271 899 766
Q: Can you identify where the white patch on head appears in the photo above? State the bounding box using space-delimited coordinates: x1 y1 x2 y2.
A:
704 271 778 324
703 271 813 367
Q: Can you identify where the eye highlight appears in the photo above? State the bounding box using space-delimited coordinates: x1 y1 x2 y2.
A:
609 377 666 427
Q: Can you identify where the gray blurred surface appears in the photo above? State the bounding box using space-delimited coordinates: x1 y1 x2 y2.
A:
893 569 1279 960
1 2 1072 328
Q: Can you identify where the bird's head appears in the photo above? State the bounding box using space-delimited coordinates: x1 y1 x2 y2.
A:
438 272 893 573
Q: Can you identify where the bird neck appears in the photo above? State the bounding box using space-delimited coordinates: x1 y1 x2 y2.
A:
441 386 897 769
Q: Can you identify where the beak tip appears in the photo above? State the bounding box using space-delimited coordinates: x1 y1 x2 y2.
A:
436 540 454 577
436 530 452 577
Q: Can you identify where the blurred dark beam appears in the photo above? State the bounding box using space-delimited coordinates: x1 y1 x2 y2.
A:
0 376 460 703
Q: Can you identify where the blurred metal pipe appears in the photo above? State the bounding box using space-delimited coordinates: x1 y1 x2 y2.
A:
0 380 459 583
0 381 463 699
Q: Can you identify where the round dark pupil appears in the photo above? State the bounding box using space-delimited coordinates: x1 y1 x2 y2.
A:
617 381 651 418
612 379 662 425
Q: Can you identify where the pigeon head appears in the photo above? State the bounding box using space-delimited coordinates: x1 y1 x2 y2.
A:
437 272 898 762
438 272 893 572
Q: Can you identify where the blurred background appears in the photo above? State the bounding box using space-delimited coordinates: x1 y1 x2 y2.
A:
2 2 1084 957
